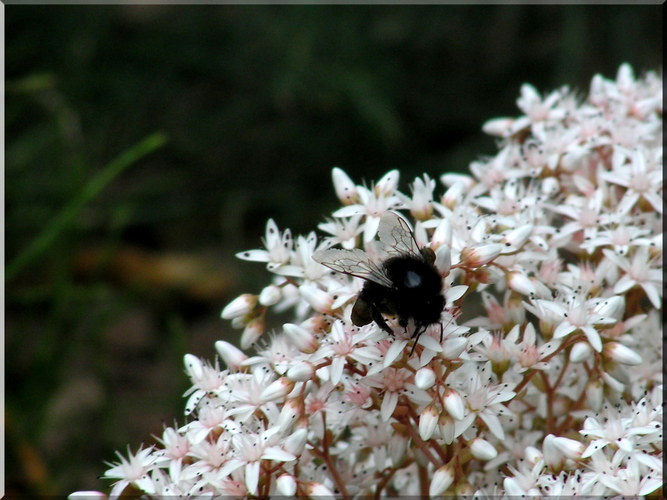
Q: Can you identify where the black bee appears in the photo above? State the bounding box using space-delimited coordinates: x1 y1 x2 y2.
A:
313 211 445 354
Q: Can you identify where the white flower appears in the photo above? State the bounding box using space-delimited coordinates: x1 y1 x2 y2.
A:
103 446 156 497
89 64 662 499
235 218 292 271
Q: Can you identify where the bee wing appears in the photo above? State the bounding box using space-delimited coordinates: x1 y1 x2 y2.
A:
377 211 422 258
312 248 393 288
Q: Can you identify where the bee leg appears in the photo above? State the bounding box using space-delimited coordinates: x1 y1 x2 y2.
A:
370 306 394 336
409 325 426 356
439 322 444 343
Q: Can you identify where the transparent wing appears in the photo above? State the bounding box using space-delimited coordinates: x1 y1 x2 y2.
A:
312 248 393 288
377 211 421 258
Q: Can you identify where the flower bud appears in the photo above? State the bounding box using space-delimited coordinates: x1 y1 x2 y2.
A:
259 377 295 403
603 342 642 365
429 463 455 496
501 224 534 251
240 317 264 350
215 341 247 370
276 474 297 496
470 437 498 461
278 398 303 434
305 482 335 496
414 367 436 390
184 354 203 380
541 176 560 197
221 294 257 319
569 342 592 363
299 284 333 314
442 181 466 209
460 243 504 268
283 322 318 353
69 492 107 499
525 446 543 467
443 388 465 421
482 117 514 137
507 271 537 296
585 380 603 412
258 284 282 306
419 404 440 441
287 362 315 382
552 436 585 460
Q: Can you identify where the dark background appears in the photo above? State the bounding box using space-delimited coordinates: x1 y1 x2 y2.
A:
4 5 662 495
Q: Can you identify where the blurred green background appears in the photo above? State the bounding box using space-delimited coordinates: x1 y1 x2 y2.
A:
4 5 662 496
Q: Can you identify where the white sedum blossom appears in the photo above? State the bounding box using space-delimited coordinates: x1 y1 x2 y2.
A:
72 64 662 499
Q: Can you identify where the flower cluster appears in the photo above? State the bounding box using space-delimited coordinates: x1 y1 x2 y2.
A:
85 64 662 498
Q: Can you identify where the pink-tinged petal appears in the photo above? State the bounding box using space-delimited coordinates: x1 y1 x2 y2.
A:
235 249 270 262
244 461 260 495
553 321 576 339
330 356 345 385
617 191 640 214
613 275 636 294
643 191 663 213
639 478 663 496
503 477 526 496
581 326 602 352
442 181 466 209
479 412 505 440
582 439 607 458
601 371 625 392
640 282 662 309
384 339 408 367
380 391 399 421
262 446 296 462
507 271 536 296
432 219 452 248
445 285 467 303
635 452 663 471
333 204 364 218
376 169 400 195
434 244 451 274
259 377 295 403
218 458 245 479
